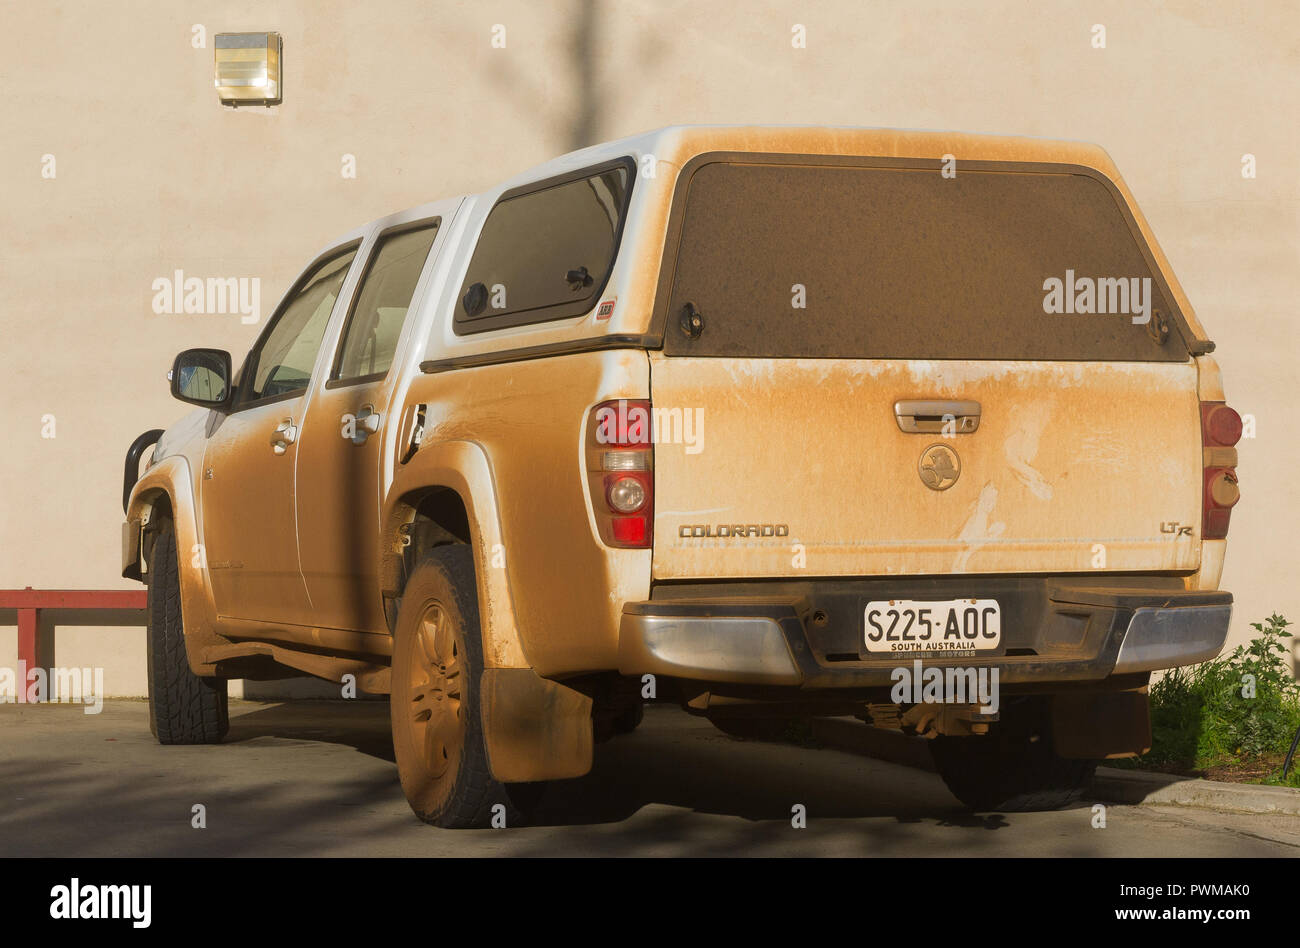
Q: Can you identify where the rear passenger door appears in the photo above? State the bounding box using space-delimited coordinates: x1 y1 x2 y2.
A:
294 213 446 634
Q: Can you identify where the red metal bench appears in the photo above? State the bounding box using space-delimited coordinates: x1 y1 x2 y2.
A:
1 588 147 671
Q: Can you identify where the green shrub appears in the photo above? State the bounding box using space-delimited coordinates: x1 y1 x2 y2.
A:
1137 613 1300 784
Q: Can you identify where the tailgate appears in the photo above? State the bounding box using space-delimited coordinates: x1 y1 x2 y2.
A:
651 355 1202 579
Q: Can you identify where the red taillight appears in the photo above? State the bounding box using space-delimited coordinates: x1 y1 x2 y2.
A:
610 515 648 546
1202 403 1243 447
587 399 653 548
594 399 652 447
1200 401 1241 540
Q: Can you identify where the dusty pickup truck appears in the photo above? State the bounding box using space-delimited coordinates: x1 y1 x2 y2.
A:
123 126 1240 826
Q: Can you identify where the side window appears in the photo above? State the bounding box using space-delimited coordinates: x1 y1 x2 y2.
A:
455 160 632 333
332 221 440 384
239 247 358 404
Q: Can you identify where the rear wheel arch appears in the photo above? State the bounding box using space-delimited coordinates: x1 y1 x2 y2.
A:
386 485 471 582
407 486 473 558
383 482 533 664
383 486 472 627
383 443 528 668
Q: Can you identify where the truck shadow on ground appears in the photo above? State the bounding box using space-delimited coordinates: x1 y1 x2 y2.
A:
223 700 1025 829
224 697 397 763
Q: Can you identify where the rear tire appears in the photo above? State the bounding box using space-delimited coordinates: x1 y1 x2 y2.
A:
146 520 228 744
390 545 543 828
612 702 644 735
929 698 1098 811
707 713 797 742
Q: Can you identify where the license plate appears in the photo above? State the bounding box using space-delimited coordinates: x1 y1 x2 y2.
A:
863 599 1002 653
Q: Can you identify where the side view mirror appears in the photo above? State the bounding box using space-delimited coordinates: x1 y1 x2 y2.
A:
170 348 233 409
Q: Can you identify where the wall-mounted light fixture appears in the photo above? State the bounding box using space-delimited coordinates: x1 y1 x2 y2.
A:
214 32 282 106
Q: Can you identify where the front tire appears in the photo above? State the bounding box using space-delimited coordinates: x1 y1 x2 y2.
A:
146 520 228 744
390 545 541 828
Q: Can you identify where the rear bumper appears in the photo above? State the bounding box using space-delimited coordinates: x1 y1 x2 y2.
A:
617 581 1231 690
1111 603 1230 674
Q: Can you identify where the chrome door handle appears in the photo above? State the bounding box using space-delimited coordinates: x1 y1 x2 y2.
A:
270 418 298 454
343 405 382 445
894 400 981 434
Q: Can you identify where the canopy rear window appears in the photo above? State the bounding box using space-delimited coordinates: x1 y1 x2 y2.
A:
660 159 1189 361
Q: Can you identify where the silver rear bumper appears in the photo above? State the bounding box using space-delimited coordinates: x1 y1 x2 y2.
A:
617 591 1232 688
1111 604 1232 674
618 613 800 685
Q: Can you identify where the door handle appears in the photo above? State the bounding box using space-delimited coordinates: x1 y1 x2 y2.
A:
894 400 981 434
343 404 382 445
270 418 298 454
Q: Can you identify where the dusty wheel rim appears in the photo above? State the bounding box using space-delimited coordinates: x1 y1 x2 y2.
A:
407 601 464 782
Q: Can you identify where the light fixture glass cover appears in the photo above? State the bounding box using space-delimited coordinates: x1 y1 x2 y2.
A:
214 32 282 105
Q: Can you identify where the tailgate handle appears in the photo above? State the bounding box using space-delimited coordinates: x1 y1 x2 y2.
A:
894 400 981 434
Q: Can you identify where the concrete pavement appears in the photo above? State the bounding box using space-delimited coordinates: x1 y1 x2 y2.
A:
1 700 1297 857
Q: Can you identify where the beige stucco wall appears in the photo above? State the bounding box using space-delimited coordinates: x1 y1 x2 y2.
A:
1 0 1295 696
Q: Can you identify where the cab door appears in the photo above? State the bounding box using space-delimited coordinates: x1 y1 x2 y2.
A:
294 213 448 633
201 244 361 625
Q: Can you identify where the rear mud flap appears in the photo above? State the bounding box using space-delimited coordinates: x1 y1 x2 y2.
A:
481 668 594 782
1052 689 1151 759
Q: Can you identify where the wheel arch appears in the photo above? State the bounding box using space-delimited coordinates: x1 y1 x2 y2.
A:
125 454 225 675
382 440 528 669
385 443 596 784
